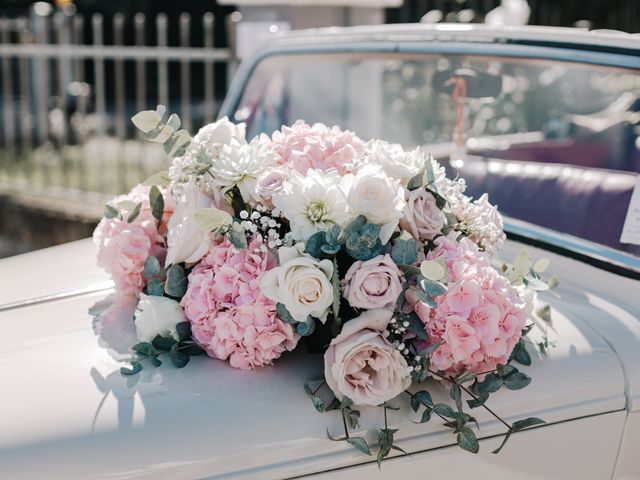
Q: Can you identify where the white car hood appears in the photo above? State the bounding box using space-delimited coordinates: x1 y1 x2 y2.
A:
0 238 638 479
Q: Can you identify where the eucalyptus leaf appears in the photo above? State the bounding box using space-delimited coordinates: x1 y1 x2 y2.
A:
276 303 297 324
104 204 120 219
146 278 164 296
228 223 248 249
512 417 545 431
419 278 447 297
180 343 204 356
474 373 503 396
512 340 532 366
414 390 433 407
492 429 512 454
503 372 531 390
132 342 156 356
143 255 161 279
127 202 142 223
176 322 192 342
311 395 324 413
152 335 177 351
536 304 552 322
165 264 187 298
149 185 164 222
457 427 479 454
347 437 372 456
169 343 190 368
296 317 316 336
391 238 418 266
432 403 455 418
143 170 171 187
193 207 233 233
120 362 142 376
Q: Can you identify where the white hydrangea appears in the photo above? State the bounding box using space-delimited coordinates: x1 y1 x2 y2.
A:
272 168 350 241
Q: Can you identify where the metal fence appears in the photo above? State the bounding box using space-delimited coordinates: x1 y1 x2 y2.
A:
0 9 236 198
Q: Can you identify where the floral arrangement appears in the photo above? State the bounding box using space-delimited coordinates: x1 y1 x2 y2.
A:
94 106 556 462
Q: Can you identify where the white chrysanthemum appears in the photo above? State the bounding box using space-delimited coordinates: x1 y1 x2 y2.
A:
169 117 247 195
363 139 423 184
209 134 277 202
344 164 405 244
272 169 350 241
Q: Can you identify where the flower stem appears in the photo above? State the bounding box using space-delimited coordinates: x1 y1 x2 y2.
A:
341 408 350 440
426 368 512 430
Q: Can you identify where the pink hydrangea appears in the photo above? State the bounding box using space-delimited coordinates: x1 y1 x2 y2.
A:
413 232 526 377
93 184 173 297
269 120 364 175
181 238 299 369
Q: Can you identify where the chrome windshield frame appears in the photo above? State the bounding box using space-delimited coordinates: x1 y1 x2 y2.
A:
219 35 640 279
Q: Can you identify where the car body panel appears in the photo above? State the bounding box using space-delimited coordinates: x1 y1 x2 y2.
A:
0 238 112 311
0 237 635 479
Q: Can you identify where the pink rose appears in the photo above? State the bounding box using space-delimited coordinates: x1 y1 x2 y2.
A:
342 254 404 310
252 166 289 206
399 188 445 242
324 309 411 406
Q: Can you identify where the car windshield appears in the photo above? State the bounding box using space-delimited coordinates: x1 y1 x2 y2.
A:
232 51 640 261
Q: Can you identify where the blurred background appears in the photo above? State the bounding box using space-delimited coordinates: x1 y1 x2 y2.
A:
0 0 638 258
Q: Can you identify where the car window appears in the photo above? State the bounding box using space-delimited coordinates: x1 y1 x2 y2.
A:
232 51 640 259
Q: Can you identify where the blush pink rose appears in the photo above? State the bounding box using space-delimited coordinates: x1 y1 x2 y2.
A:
93 184 173 297
399 188 445 242
324 309 411 406
342 254 404 310
269 120 365 175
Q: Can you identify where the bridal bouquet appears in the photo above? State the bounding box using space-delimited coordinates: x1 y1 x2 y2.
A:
94 106 555 462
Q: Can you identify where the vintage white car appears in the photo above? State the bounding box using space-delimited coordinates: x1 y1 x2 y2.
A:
1 24 640 479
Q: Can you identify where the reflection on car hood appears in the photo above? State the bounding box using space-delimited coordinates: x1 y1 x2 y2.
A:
0 239 638 479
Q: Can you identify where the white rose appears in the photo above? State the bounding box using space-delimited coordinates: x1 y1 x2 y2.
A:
324 309 411 406
344 164 405 244
193 116 246 148
134 294 185 342
260 244 334 323
365 140 423 184
165 179 214 266
252 166 290 206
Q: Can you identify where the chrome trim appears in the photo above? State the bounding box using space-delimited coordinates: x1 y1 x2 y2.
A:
504 217 640 277
0 281 114 313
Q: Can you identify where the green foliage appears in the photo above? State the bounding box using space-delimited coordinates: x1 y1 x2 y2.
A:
127 202 142 223
348 437 372 456
377 428 400 466
457 427 479 453
228 223 248 249
276 303 297 324
513 417 545 431
511 339 532 366
131 105 192 157
146 278 165 296
165 264 187 298
104 204 121 220
296 316 316 336
143 255 161 279
149 185 164 222
305 225 342 259
120 327 203 377
391 237 418 266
